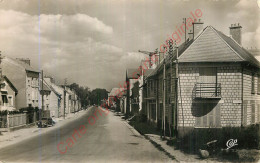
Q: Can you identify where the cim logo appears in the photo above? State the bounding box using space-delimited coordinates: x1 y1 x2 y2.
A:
226 139 238 150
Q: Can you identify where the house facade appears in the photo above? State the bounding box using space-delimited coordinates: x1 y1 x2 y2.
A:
44 77 62 118
2 57 40 109
0 76 18 111
175 24 260 137
140 22 260 138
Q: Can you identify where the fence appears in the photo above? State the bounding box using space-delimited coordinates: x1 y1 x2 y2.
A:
7 113 27 128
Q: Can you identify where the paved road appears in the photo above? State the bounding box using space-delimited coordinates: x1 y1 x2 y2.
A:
0 107 172 162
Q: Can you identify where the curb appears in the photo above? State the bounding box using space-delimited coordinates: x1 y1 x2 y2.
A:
122 118 177 161
123 121 142 137
144 134 178 162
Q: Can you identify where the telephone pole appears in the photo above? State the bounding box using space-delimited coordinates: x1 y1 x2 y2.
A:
41 70 44 111
63 78 67 119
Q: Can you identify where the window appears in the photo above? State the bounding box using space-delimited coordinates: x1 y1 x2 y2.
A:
195 103 221 127
28 79 31 86
153 80 156 94
28 94 31 101
252 73 255 94
150 103 156 120
7 95 13 107
1 95 8 106
258 104 260 123
251 100 255 124
257 75 260 94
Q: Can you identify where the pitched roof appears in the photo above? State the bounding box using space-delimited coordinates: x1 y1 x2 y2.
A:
109 88 119 97
39 80 51 92
1 75 18 94
178 26 260 67
145 39 194 79
43 80 62 97
4 57 40 73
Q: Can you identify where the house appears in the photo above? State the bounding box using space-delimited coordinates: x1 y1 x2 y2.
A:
125 68 140 117
175 23 260 137
61 85 73 116
108 88 120 111
143 20 260 138
2 57 40 109
138 66 153 116
44 77 62 118
39 79 51 112
0 76 18 111
119 89 127 113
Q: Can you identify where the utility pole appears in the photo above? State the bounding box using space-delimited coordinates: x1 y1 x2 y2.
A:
64 78 67 119
163 48 166 139
183 18 187 44
0 51 2 79
41 70 44 111
40 70 44 126
175 43 179 137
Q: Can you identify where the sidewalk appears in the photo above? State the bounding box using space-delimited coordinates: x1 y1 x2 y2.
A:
0 108 90 150
144 134 206 162
119 113 217 162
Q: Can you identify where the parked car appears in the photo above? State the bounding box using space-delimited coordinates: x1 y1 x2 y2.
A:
37 117 55 128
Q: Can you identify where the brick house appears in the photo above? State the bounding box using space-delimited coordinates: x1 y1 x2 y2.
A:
176 24 260 137
2 57 40 109
143 21 260 137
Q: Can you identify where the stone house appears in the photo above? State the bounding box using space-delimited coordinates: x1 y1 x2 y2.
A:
2 57 40 109
0 76 18 111
143 21 260 138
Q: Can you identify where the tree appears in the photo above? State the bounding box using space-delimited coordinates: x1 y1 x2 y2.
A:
89 88 108 105
69 83 90 107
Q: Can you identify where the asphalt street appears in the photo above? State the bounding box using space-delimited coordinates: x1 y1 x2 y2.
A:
0 106 172 162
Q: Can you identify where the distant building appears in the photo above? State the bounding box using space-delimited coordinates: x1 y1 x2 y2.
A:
44 77 62 118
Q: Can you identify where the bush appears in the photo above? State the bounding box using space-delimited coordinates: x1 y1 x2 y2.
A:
178 124 260 153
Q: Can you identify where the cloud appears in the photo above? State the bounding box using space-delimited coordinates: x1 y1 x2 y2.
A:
0 0 259 90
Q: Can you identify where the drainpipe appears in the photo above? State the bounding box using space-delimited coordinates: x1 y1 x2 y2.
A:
163 53 166 138
175 46 179 137
241 66 244 126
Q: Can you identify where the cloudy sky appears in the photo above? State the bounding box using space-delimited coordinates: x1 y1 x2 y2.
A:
0 0 259 90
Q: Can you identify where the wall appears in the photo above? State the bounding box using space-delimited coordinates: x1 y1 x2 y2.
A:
242 67 260 125
2 57 27 109
177 63 243 133
26 71 40 108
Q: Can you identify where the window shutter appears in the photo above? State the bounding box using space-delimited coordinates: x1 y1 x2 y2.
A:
252 74 255 94
258 104 260 123
215 104 221 127
251 100 255 124
258 76 260 94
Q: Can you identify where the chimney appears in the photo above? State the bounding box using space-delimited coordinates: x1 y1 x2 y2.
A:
229 23 242 45
188 30 193 41
192 19 204 39
44 76 55 84
16 58 30 65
